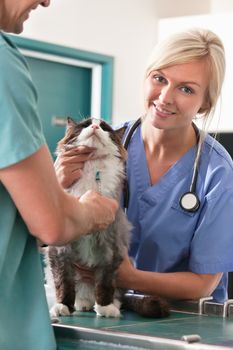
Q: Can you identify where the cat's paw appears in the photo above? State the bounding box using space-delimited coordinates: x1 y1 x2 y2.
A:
113 298 122 310
75 299 94 312
94 302 121 318
49 303 71 317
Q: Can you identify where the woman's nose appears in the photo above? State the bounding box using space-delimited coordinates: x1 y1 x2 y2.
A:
159 86 174 105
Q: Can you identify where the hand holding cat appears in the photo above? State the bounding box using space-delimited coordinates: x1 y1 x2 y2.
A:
55 146 96 189
79 190 119 232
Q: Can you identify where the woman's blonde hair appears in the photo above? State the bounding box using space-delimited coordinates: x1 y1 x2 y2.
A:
145 28 225 123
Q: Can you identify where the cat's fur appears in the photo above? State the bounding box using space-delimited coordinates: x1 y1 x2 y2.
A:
45 117 169 318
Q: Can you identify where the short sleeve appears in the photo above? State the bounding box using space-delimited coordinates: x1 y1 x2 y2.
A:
0 34 45 169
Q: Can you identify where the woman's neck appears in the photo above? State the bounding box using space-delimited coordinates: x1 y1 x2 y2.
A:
141 119 196 162
141 119 197 185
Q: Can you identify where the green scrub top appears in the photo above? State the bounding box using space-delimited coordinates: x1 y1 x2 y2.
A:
0 32 57 350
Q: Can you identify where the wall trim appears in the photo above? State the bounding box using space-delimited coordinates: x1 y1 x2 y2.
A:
8 35 113 122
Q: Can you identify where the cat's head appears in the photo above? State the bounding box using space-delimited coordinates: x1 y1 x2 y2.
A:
57 117 127 161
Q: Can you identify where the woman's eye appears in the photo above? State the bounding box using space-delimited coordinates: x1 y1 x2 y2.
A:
153 75 166 83
180 86 193 94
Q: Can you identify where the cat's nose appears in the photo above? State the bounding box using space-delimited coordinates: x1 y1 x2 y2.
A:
91 124 100 130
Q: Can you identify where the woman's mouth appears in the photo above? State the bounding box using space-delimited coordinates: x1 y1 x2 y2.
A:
153 103 176 117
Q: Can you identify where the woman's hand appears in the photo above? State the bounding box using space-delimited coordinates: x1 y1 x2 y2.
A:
55 146 95 189
116 255 223 300
116 255 136 289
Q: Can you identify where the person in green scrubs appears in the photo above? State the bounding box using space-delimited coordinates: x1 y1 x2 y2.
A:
0 2 118 350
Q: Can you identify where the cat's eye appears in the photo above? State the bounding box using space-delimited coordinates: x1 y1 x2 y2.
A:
79 119 92 128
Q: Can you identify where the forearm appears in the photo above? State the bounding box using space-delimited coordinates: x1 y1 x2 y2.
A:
44 190 115 246
119 266 222 300
31 190 94 245
0 145 117 245
22 185 117 246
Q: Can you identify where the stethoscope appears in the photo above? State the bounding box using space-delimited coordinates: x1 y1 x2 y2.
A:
123 117 201 213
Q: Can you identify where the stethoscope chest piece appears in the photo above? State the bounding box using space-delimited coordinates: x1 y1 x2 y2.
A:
179 191 200 213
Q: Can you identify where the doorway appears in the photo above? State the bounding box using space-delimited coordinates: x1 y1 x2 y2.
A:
9 35 113 157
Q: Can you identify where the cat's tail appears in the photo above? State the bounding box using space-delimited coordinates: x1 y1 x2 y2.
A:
122 293 170 318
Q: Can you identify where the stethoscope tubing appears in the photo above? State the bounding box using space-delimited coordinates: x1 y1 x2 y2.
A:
123 117 201 213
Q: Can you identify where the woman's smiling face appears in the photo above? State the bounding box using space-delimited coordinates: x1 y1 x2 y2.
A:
144 59 210 131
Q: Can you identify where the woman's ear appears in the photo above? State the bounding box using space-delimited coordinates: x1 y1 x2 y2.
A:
198 106 206 114
198 99 211 114
199 90 212 114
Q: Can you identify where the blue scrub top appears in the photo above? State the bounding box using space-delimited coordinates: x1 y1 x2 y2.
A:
123 121 233 303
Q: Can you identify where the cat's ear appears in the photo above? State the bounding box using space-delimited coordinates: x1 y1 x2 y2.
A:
115 126 127 141
66 117 77 129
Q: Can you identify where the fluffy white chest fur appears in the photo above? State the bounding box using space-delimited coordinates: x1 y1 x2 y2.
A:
69 156 124 198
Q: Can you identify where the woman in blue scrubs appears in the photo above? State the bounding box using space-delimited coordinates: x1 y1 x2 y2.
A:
56 29 233 303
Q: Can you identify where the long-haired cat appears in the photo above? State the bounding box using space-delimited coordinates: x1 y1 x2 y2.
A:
45 117 169 318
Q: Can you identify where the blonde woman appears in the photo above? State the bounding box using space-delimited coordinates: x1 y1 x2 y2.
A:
57 29 233 304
